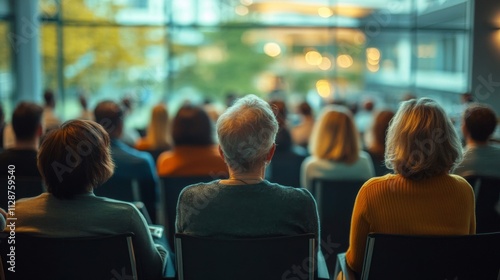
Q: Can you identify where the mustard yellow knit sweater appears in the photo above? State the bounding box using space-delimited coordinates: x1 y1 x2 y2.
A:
346 173 476 273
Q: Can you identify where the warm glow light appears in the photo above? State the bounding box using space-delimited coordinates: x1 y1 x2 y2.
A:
318 56 332 70
316 80 332 98
337 54 353 68
417 45 436 58
367 63 380 72
305 50 323 65
264 42 281 57
318 7 333 18
366 48 381 61
241 0 253 6
235 5 249 16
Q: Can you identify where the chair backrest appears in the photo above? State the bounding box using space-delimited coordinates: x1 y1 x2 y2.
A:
312 179 366 255
0 232 137 280
463 175 500 233
0 176 44 210
175 233 316 280
160 176 216 249
267 147 307 188
360 232 500 280
95 176 140 202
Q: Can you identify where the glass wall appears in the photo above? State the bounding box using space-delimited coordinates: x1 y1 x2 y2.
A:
0 0 13 120
0 0 471 127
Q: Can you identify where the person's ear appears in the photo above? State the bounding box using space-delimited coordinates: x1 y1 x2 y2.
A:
218 145 225 160
266 143 276 163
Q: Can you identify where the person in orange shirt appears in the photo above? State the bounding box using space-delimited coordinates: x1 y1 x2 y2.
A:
157 105 228 177
345 98 476 276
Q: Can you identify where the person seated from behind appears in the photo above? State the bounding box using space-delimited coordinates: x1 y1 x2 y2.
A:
42 89 62 133
291 101 315 149
94 101 159 221
0 102 43 178
176 95 330 278
176 94 319 240
135 104 171 162
10 120 168 279
301 105 375 190
344 98 475 276
157 105 228 177
453 103 500 178
364 110 395 176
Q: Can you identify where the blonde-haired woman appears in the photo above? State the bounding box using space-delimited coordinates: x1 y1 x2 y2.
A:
301 105 375 190
344 98 475 276
135 104 171 156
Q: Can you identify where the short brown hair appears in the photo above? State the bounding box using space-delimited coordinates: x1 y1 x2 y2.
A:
309 105 360 164
172 105 213 146
463 103 497 142
12 102 43 141
385 98 463 180
37 120 115 199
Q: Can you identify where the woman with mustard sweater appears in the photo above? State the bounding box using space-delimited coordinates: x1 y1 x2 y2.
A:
345 98 476 275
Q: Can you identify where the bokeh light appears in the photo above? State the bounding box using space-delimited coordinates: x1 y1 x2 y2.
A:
264 42 281 57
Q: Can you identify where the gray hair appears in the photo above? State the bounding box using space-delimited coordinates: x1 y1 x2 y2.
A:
216 94 279 173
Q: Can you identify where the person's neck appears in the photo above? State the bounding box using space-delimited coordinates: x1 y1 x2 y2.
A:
466 138 488 148
222 166 266 185
14 139 38 151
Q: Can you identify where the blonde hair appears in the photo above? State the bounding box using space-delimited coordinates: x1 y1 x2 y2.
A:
309 105 360 164
145 104 170 150
385 98 463 180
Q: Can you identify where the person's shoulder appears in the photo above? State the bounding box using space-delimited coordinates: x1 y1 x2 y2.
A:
359 150 372 159
91 195 141 213
357 174 396 194
179 180 221 196
265 181 315 201
114 140 154 162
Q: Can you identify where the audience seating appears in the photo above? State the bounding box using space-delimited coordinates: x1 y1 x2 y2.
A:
175 233 316 280
334 232 500 280
160 176 216 249
266 146 307 188
95 176 157 223
0 232 137 280
463 175 500 233
311 179 365 270
0 176 44 210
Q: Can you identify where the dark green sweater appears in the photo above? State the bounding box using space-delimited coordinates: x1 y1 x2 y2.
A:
176 180 319 239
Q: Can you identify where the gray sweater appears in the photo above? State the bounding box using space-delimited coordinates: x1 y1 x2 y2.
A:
176 180 319 239
11 193 166 280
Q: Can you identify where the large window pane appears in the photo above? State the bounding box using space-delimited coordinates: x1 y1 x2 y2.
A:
62 0 166 24
62 26 167 127
0 22 14 119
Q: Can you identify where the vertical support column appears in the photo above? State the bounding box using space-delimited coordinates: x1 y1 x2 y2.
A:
12 0 41 103
470 0 500 115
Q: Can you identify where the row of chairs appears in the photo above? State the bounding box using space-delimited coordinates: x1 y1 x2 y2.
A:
1 231 499 280
2 175 500 253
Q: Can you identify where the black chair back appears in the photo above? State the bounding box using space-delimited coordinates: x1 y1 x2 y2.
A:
267 146 307 188
0 176 44 210
160 176 216 249
312 179 365 255
0 232 137 280
95 176 156 223
360 232 500 280
175 233 316 280
464 175 500 233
